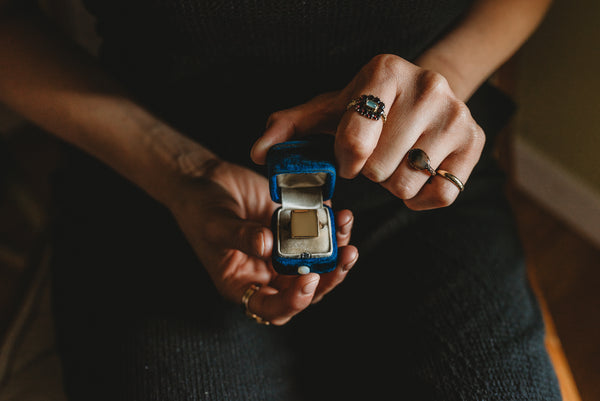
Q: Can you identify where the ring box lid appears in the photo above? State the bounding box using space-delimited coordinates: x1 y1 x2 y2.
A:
266 139 336 206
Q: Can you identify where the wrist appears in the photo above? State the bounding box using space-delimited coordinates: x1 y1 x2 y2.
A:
77 98 222 208
415 50 476 101
136 126 221 208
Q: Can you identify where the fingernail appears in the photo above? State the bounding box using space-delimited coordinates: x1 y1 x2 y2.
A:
342 254 359 272
340 215 354 234
251 137 271 161
250 142 261 162
255 230 265 257
302 279 319 295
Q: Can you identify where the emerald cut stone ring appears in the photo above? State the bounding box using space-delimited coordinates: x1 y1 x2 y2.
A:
346 94 387 122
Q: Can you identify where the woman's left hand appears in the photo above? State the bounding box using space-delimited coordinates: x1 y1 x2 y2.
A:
251 54 485 210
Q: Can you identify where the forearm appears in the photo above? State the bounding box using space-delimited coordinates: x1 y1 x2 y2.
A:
0 10 217 205
416 0 552 100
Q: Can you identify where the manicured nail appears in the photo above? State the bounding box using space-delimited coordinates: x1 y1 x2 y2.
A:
255 230 265 257
251 137 270 162
342 254 359 272
340 215 354 234
302 279 319 295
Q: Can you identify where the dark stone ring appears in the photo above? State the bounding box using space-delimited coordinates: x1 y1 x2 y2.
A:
407 148 436 176
346 94 387 122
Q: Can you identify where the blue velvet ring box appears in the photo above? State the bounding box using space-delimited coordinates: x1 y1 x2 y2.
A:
267 138 338 275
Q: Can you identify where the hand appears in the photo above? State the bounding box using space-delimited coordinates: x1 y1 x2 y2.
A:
251 54 485 210
167 159 358 325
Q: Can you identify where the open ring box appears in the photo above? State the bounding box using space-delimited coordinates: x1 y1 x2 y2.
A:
267 138 338 275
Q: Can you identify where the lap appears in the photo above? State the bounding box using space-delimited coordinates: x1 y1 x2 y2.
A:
288 175 560 400
50 163 560 400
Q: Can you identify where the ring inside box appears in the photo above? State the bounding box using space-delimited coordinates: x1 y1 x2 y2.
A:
291 209 319 238
275 176 334 259
277 207 332 257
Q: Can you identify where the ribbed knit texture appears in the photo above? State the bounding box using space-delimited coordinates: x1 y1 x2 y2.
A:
50 2 562 400
83 0 471 81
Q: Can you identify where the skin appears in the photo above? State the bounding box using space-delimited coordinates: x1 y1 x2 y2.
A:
0 0 551 324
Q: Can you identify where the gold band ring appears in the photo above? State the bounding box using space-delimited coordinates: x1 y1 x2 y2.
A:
241 283 270 325
436 169 465 192
346 94 387 123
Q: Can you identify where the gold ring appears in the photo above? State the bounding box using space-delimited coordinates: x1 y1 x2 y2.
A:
436 169 465 192
346 94 387 123
241 283 270 325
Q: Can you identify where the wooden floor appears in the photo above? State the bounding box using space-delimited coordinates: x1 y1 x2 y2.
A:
507 187 600 401
0 129 599 399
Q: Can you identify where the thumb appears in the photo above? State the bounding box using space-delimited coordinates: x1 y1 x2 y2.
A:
250 114 297 165
208 214 273 259
250 92 343 165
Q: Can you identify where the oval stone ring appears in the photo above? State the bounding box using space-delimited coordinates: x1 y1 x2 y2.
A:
407 148 436 176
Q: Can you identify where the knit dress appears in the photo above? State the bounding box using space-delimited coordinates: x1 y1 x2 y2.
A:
50 1 562 400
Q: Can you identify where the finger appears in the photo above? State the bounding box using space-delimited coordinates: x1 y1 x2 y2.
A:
335 209 354 247
360 73 450 183
311 245 358 304
404 126 485 210
250 92 341 165
248 273 321 325
335 90 396 179
381 123 463 201
251 114 297 165
334 55 423 179
207 214 273 259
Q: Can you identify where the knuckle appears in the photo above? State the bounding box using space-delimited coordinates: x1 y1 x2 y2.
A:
455 119 485 156
403 199 423 211
448 102 476 130
432 186 457 208
446 102 486 153
338 134 373 161
286 296 309 314
367 54 402 84
468 124 486 152
371 53 401 72
386 178 419 200
362 159 389 183
416 69 450 101
452 101 474 126
266 110 289 127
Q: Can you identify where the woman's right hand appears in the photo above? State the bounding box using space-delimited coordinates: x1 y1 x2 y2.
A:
166 158 358 325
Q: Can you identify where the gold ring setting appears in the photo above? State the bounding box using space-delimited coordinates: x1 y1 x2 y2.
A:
241 283 270 325
407 148 465 192
346 94 387 122
436 169 465 192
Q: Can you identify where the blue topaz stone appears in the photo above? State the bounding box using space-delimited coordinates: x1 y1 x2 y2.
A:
365 98 379 111
351 94 386 121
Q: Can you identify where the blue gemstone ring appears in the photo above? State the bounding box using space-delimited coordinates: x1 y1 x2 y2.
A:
346 94 387 123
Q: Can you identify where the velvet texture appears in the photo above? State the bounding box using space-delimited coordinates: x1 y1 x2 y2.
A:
266 139 336 203
267 139 338 274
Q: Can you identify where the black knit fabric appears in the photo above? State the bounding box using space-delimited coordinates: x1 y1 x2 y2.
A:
50 1 561 400
79 0 473 167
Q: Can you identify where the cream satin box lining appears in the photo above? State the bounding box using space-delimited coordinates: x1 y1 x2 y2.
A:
275 183 333 259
